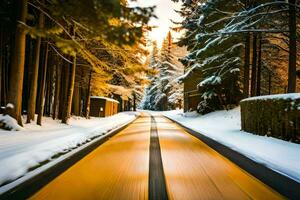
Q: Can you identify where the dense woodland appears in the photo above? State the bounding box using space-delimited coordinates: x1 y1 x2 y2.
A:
0 0 154 126
173 0 300 113
0 0 300 126
140 31 186 110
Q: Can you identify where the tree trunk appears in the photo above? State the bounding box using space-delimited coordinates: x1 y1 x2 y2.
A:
250 33 257 97
72 81 80 116
287 0 297 93
61 55 76 124
268 70 271 95
85 69 92 119
37 42 49 125
58 63 69 119
256 34 262 96
243 33 250 98
52 64 61 119
8 0 27 125
0 27 3 106
2 35 8 106
3 32 9 106
45 56 53 116
27 11 44 123
133 92 136 111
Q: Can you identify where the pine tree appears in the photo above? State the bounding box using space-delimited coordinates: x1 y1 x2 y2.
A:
3 0 154 125
177 0 243 113
140 41 160 110
141 32 184 110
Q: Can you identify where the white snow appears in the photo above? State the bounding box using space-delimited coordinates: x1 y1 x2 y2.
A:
90 96 120 103
0 112 137 187
5 103 14 109
199 75 221 86
241 93 300 102
162 108 300 183
230 68 240 73
197 15 204 27
0 115 24 131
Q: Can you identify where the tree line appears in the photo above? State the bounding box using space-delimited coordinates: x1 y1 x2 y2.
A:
141 31 186 111
0 0 154 126
174 0 300 113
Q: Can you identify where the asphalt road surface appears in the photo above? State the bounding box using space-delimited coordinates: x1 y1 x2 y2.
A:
30 113 283 200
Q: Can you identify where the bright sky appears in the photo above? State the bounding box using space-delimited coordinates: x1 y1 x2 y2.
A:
129 0 183 48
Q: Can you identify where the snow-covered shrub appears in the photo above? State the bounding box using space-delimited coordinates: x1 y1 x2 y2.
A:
0 114 23 131
0 103 23 131
241 94 300 143
197 99 213 114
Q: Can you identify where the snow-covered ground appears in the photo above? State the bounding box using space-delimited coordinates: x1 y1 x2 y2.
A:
0 112 137 188
162 107 300 183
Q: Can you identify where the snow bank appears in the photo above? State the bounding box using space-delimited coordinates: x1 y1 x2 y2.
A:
0 112 137 186
0 114 24 131
162 108 300 183
241 93 300 102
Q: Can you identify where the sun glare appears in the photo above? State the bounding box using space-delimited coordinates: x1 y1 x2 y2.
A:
129 0 183 48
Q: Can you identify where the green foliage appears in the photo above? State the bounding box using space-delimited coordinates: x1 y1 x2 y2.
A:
141 33 184 110
177 0 243 113
26 0 155 72
88 32 153 101
47 0 155 45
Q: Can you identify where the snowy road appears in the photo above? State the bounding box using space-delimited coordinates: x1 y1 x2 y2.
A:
29 113 282 200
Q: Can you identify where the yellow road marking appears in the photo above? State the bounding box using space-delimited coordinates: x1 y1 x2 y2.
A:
30 115 150 200
156 116 284 200
30 113 284 200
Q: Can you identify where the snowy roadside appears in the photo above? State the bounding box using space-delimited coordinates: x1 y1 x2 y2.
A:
161 108 300 183
0 112 138 190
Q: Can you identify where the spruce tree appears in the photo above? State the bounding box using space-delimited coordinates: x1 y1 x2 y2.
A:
141 32 184 110
177 0 243 113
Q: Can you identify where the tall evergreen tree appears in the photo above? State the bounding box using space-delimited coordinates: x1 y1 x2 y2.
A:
177 0 243 113
174 0 300 113
140 41 160 110
141 32 184 110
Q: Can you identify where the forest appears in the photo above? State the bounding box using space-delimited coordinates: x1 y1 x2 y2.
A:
140 31 186 111
173 0 300 113
140 0 300 114
0 1 300 198
0 0 300 126
0 0 155 126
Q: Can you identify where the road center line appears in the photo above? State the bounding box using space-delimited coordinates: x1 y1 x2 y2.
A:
149 115 168 200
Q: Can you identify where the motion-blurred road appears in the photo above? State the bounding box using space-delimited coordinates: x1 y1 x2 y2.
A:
30 113 283 200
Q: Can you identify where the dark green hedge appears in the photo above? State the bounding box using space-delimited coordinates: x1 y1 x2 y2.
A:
240 95 300 143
